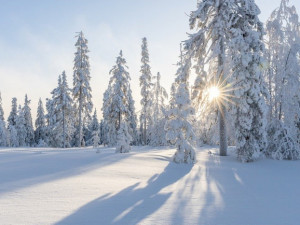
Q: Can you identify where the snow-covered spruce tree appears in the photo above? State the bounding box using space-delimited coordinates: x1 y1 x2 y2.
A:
86 109 100 147
0 93 8 146
229 1 268 162
116 122 132 153
127 87 138 145
23 94 35 146
165 54 196 164
16 105 26 147
0 119 8 146
73 31 93 147
7 98 18 147
264 0 300 159
103 51 133 149
185 0 236 156
139 37 153 145
0 92 4 121
149 72 169 146
48 72 75 148
35 98 47 146
8 98 18 128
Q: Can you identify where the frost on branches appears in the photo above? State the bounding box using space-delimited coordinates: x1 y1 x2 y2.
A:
165 55 196 164
149 72 168 146
102 50 134 148
264 0 300 159
230 0 267 162
86 109 100 148
139 37 153 145
116 122 132 153
35 98 47 146
73 31 93 147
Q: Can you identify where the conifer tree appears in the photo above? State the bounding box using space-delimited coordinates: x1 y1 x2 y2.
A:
230 0 268 162
150 72 168 146
103 51 133 147
116 122 132 153
16 105 26 147
0 93 8 146
139 37 153 145
87 109 100 147
7 98 18 147
35 98 47 146
0 92 4 121
73 31 93 147
165 54 196 164
23 94 35 146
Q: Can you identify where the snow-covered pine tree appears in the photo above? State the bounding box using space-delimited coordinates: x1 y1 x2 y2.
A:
0 92 4 121
264 0 300 159
127 88 138 145
139 37 153 145
103 50 133 148
7 98 18 147
87 109 100 147
0 93 8 146
8 98 18 127
73 31 93 147
61 71 75 148
116 122 132 153
16 105 26 147
48 72 75 148
23 94 35 146
150 72 168 146
35 98 47 146
165 53 196 164
185 0 235 156
229 0 268 162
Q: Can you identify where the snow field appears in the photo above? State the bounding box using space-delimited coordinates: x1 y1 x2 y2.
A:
0 146 300 225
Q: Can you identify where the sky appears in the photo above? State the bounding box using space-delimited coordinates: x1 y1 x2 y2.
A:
0 0 299 122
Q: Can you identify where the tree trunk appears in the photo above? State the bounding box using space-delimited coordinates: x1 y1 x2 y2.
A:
219 104 227 156
63 105 65 148
217 5 228 156
78 87 82 147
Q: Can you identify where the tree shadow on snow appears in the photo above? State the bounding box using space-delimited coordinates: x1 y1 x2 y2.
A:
56 162 193 225
0 148 133 195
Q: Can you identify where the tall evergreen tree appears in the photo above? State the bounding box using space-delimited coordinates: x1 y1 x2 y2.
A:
139 37 153 145
23 94 35 146
8 98 18 127
165 53 196 164
230 0 267 162
186 0 234 156
0 93 8 146
102 50 133 147
0 92 4 121
73 31 93 147
48 72 75 148
87 109 100 147
150 72 168 146
7 98 18 147
35 98 47 146
16 105 26 147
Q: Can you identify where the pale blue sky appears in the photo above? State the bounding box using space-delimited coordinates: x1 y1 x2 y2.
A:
0 0 299 120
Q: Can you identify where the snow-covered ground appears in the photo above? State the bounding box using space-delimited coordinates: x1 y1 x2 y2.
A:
0 146 299 225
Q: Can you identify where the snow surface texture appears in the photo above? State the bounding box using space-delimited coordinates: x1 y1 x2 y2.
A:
0 146 299 225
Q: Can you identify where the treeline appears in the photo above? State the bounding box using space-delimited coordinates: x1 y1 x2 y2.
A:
0 0 300 163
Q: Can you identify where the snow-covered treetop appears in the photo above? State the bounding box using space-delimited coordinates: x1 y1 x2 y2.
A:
35 98 45 129
73 31 93 120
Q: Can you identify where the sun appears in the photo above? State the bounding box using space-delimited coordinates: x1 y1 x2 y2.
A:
208 86 221 102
